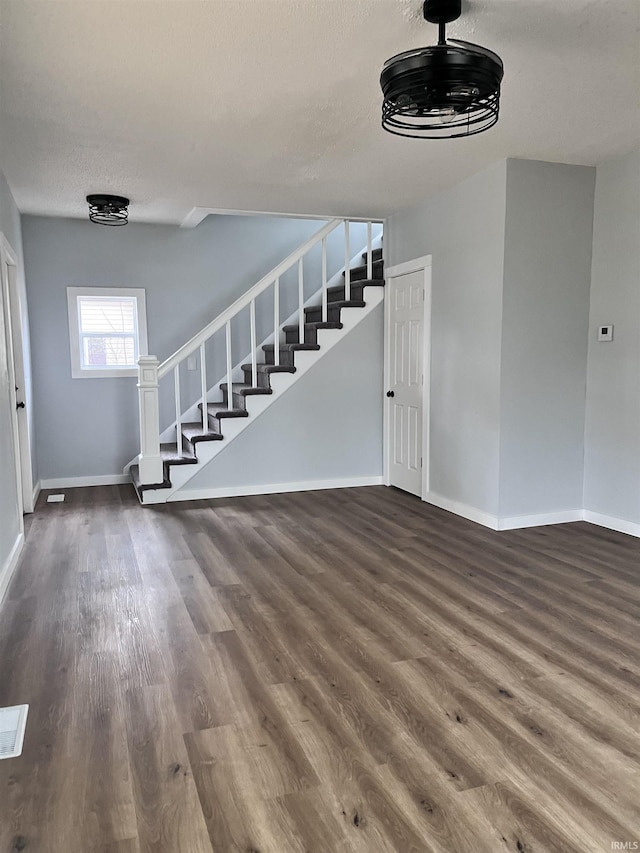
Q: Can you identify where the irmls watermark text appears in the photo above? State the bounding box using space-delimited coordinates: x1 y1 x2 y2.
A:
611 843 639 850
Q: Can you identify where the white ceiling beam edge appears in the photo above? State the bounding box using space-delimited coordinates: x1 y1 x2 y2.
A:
180 207 385 229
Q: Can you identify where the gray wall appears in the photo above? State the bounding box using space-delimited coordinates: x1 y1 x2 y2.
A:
0 171 26 583
499 160 595 518
584 146 640 524
23 214 375 480
386 161 507 516
387 158 599 523
185 305 384 493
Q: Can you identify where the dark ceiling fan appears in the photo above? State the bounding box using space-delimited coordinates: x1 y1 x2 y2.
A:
380 0 504 139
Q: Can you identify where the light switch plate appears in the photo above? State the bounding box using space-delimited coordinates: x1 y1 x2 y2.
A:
597 325 613 342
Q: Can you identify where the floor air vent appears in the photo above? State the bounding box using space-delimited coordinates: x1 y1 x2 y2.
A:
0 705 29 759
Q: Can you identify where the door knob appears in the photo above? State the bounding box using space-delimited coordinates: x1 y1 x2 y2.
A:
386 390 394 398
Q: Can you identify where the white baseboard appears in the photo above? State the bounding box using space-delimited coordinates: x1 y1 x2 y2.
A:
40 474 130 489
498 509 583 531
424 492 640 539
165 475 384 503
32 480 41 508
0 533 25 607
423 492 499 530
582 510 640 539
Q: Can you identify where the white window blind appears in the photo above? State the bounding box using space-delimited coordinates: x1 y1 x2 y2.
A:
67 287 148 379
78 296 138 369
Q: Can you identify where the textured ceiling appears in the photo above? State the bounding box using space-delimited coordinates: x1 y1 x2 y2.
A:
0 0 638 224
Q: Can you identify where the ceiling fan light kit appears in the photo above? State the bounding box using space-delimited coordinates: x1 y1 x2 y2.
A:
380 0 504 139
86 194 130 226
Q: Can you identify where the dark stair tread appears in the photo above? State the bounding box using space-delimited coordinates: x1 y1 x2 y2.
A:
219 382 272 396
181 423 224 443
327 278 385 296
282 321 342 332
199 402 249 419
240 363 296 374
344 261 384 278
305 299 365 312
361 247 383 262
160 443 198 465
262 342 320 352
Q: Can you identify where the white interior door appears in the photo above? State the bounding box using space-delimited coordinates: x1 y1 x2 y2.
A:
386 268 425 497
0 253 24 528
0 234 33 514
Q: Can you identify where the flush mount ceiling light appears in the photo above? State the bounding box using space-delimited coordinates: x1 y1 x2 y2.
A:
380 0 504 139
86 194 130 226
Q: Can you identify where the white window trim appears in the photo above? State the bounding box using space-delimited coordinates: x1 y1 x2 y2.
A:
67 287 148 379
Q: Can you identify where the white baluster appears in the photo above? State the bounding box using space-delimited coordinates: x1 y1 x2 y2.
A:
250 299 257 388
367 220 373 280
174 365 182 457
137 355 163 485
200 342 207 432
225 320 233 411
273 278 280 367
298 258 304 344
322 236 328 323
344 221 351 301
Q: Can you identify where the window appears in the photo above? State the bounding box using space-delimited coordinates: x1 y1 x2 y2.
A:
67 287 148 378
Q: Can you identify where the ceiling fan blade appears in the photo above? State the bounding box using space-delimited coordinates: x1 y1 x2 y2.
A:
448 38 502 64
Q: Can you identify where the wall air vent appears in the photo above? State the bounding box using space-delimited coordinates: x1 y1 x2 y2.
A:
0 705 29 759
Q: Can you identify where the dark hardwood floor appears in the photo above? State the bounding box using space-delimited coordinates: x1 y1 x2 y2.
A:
0 484 638 852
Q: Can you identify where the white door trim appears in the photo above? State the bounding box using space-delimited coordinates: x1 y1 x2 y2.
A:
0 232 33 514
383 255 432 499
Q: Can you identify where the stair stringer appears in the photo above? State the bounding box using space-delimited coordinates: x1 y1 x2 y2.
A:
137 284 384 504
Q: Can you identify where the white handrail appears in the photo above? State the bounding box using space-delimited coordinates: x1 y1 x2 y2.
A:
158 218 344 378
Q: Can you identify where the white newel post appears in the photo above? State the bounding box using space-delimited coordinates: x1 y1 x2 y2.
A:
137 356 164 485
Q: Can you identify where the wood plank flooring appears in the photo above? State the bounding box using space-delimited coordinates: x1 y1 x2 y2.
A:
0 484 638 853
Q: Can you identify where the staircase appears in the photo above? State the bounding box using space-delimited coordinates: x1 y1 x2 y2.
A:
129 219 383 504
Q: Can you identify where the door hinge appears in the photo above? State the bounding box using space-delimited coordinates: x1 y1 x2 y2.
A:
420 457 423 468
